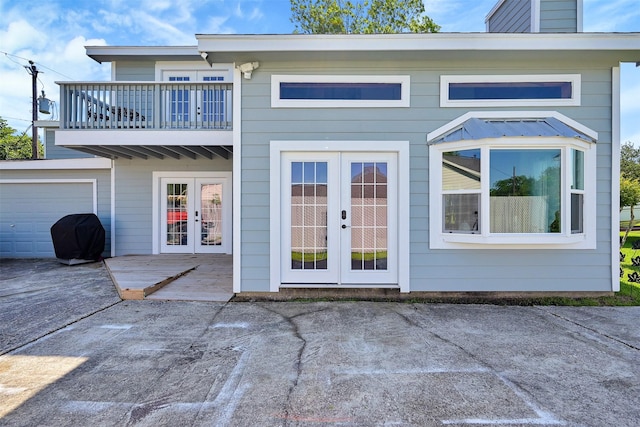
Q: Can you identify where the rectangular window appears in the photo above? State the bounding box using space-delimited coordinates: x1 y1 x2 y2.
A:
442 149 481 233
449 82 572 101
441 75 580 107
272 75 410 108
280 82 401 101
489 149 561 234
570 149 585 234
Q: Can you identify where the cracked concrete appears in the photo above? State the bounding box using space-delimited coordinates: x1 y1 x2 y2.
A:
1 259 639 426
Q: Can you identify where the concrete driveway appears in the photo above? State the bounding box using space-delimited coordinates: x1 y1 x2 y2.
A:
1 259 639 426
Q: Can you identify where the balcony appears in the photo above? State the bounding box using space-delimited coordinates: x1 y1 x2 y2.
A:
59 81 233 130
55 82 234 160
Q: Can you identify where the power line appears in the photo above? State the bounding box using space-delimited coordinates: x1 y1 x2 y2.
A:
1 116 32 123
1 50 75 80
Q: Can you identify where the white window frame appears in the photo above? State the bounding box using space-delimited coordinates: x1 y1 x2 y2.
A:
440 74 581 108
429 139 596 250
154 61 233 81
271 75 410 108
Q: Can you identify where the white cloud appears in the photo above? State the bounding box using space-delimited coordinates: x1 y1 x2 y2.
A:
202 16 234 35
249 7 264 22
131 11 195 45
0 20 49 52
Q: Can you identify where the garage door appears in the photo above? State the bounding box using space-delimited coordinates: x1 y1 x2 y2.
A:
0 181 95 258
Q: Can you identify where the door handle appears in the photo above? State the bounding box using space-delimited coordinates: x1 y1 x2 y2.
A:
341 210 347 220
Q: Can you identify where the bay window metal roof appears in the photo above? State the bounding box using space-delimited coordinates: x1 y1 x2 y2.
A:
428 116 597 144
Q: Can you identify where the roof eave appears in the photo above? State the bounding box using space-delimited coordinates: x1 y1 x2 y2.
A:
86 45 202 64
196 32 640 53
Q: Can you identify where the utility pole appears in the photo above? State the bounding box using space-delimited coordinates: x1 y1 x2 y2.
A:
25 61 39 160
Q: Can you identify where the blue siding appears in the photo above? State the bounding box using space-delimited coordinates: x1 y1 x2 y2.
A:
113 157 232 255
240 59 613 293
114 61 155 81
540 0 578 33
44 129 95 160
487 0 531 33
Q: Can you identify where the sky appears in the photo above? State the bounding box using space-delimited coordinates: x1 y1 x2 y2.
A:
0 0 639 143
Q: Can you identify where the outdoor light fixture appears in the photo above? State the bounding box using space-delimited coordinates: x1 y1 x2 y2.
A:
237 62 259 79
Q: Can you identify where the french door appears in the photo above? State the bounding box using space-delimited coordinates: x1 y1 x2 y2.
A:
162 71 230 128
281 152 397 285
160 176 230 254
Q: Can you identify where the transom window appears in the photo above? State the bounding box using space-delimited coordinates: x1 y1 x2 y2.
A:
272 75 410 108
441 75 581 107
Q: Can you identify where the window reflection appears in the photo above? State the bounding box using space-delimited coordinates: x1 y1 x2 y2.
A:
490 149 561 233
291 162 328 270
350 162 387 271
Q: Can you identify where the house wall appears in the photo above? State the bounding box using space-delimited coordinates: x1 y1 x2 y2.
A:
487 0 531 33
114 61 156 81
113 156 232 255
239 58 613 292
44 129 93 159
0 168 111 258
540 0 578 33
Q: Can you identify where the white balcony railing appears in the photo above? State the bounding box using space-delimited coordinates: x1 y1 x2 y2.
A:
58 81 233 130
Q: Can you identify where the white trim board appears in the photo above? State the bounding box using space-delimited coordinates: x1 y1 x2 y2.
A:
0 158 111 170
612 66 621 292
232 66 242 293
197 33 640 55
154 61 234 81
55 130 233 147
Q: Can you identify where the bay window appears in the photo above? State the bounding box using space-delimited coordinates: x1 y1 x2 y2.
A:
429 114 596 249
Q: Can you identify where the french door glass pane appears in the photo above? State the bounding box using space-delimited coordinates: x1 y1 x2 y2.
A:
291 162 328 270
350 162 387 271
200 184 222 246
166 183 188 246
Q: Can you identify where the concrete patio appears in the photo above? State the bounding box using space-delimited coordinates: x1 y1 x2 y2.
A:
104 254 233 302
1 259 640 425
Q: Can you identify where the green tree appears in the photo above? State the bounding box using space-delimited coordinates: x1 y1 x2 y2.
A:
490 175 536 197
0 117 42 160
620 175 640 247
290 0 440 34
620 141 640 246
621 141 640 182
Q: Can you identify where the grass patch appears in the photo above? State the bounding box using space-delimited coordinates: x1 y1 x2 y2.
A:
618 231 640 305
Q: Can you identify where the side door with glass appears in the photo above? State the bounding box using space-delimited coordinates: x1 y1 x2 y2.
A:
160 177 229 254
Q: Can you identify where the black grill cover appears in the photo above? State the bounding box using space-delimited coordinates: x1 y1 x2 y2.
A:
50 213 105 261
